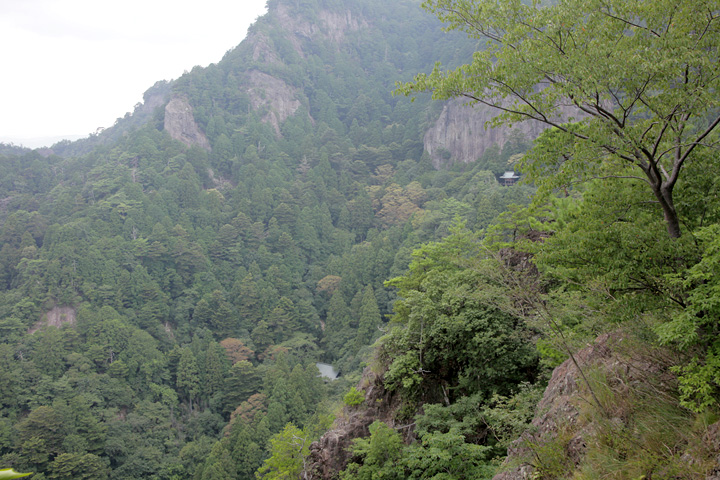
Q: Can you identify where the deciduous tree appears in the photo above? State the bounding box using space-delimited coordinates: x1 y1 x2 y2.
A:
255 423 310 480
399 0 720 238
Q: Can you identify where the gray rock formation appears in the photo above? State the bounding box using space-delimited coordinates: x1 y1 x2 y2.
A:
423 98 551 169
306 367 408 479
28 306 77 334
273 3 367 56
241 2 368 136
246 71 303 136
163 97 211 150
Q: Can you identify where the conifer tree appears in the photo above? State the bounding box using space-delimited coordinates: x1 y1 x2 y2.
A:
177 348 201 412
355 285 382 351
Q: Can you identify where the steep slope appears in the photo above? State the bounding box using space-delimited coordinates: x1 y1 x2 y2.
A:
493 334 720 479
12 1 718 479
53 0 546 170
164 0 475 165
0 1 541 479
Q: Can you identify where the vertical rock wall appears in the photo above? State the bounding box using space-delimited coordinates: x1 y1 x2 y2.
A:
423 98 551 168
163 97 212 150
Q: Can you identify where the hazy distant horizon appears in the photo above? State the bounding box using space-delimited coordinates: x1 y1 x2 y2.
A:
1 134 88 149
0 0 267 143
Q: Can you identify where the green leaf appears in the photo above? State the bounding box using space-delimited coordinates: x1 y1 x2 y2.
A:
0 469 33 479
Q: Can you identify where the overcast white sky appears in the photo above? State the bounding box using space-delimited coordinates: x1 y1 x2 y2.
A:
0 0 268 148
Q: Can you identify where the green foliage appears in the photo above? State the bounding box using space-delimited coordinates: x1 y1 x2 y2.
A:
651 224 720 411
354 286 382 351
477 383 545 452
340 421 405 480
46 453 110 480
403 429 494 480
400 0 720 239
343 387 365 407
0 1 562 478
340 418 496 480
524 176 720 410
383 224 539 402
0 469 32 480
255 423 310 480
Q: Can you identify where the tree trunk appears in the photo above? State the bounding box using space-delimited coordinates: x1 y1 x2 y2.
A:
651 183 682 239
663 207 682 239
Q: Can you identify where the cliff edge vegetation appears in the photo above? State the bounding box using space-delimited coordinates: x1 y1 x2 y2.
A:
304 0 720 478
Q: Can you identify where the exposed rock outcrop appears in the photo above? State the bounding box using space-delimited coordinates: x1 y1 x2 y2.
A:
241 3 367 136
273 3 367 57
317 9 367 43
163 97 211 150
491 333 689 480
306 367 406 479
28 306 77 334
251 33 283 64
246 71 303 136
423 98 552 168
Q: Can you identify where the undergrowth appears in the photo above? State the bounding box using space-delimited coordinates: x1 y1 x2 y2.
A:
511 335 720 480
572 366 717 479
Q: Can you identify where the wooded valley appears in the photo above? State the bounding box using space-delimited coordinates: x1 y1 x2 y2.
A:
1 0 719 479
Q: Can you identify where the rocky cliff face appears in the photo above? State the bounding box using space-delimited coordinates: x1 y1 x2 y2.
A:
240 2 368 136
306 367 407 479
423 98 551 168
492 333 720 479
246 71 304 136
272 3 367 56
163 97 211 150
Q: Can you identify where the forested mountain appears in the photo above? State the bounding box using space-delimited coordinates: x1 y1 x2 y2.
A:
4 0 719 478
313 0 720 478
0 1 536 479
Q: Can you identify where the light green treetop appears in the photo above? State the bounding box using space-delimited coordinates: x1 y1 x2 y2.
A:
0 469 32 479
255 423 310 480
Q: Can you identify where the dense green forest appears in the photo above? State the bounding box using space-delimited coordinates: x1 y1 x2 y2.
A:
345 0 720 478
0 1 533 479
3 0 720 478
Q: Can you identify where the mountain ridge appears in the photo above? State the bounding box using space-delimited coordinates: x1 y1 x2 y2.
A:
0 1 545 478
52 0 540 171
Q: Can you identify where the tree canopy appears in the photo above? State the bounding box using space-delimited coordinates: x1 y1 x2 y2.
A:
0 1 540 478
399 0 720 238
